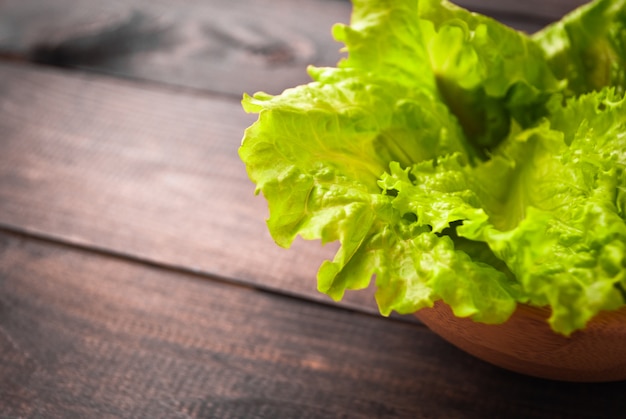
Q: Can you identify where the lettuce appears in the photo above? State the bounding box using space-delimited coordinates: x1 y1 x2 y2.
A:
533 0 626 97
239 0 626 335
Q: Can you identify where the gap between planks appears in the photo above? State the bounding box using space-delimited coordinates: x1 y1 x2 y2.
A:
0 223 424 327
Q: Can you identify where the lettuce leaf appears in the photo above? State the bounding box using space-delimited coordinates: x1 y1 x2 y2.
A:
533 0 626 97
417 0 563 151
240 0 626 335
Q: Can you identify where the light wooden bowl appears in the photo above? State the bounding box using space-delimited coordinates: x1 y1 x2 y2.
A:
414 301 626 382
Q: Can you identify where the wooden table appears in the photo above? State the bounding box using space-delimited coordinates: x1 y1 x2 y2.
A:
1 0 625 417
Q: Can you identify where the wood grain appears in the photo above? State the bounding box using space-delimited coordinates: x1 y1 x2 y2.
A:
0 0 352 97
0 0 586 97
0 61 390 314
2 230 626 418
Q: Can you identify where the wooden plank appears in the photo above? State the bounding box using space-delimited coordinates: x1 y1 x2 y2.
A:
0 0 352 97
0 61 388 313
0 0 583 97
2 230 626 418
456 0 589 24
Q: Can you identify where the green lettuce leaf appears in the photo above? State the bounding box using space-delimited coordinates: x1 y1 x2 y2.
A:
478 101 625 334
240 0 626 335
417 0 563 151
533 0 626 97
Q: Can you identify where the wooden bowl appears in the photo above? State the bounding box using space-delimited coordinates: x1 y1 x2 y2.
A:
414 301 626 382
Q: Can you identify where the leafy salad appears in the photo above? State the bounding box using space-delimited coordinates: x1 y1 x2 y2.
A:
240 0 626 335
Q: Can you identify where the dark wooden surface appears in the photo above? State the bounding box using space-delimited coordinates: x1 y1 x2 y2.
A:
1 0 625 418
